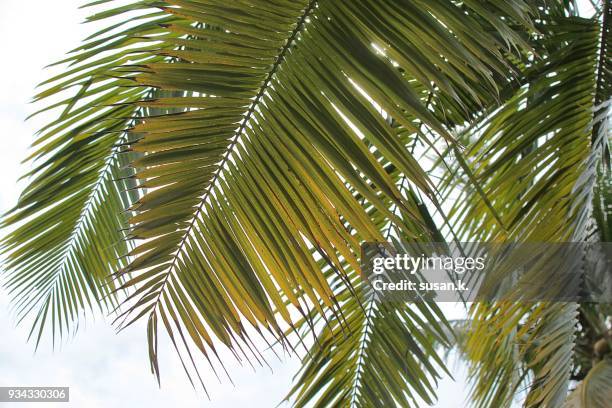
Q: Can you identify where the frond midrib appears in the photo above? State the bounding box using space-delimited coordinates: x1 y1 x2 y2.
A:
23 128 132 343
594 0 610 107
348 296 377 407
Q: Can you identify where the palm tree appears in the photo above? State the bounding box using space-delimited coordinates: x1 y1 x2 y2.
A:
1 0 609 406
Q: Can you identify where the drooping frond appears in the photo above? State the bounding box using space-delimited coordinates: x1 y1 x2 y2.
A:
438 7 611 407
108 0 536 388
288 291 450 407
0 2 184 345
286 202 453 407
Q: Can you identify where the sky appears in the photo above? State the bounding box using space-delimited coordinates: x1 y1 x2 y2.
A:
0 0 595 407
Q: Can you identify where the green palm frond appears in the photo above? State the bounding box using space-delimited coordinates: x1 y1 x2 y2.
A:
437 6 611 407
288 293 450 408
0 2 184 345
101 0 536 387
11 1 612 406
286 213 452 408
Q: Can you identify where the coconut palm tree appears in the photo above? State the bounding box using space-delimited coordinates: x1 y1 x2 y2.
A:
1 0 609 406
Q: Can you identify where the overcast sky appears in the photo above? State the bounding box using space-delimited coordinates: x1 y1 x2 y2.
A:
0 0 595 407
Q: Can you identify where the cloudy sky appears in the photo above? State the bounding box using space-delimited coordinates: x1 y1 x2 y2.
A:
0 0 594 407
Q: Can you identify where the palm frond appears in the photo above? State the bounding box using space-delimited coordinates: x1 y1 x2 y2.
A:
437 8 611 407
286 205 453 408
109 0 538 388
0 2 183 345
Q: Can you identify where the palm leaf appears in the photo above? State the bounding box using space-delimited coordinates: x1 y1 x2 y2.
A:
0 2 183 345
108 0 536 388
286 199 453 407
437 6 611 407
